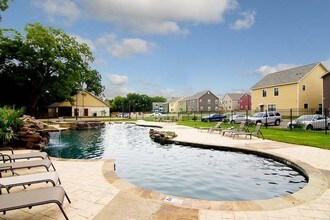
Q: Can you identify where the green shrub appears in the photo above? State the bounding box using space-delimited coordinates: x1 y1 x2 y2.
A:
0 107 24 146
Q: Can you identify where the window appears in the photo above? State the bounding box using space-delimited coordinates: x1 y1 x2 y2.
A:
208 99 211 104
262 89 267 97
200 99 202 103
304 103 308 109
302 85 306 91
208 106 211 111
274 88 279 96
268 104 276 111
215 100 218 104
215 107 218 111
200 106 203 111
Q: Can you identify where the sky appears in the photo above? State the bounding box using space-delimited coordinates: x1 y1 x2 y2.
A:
1 0 330 99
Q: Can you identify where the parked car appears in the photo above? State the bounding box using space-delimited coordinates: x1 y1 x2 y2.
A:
287 114 330 130
229 114 249 124
116 113 129 118
201 114 227 122
248 111 282 126
150 112 165 117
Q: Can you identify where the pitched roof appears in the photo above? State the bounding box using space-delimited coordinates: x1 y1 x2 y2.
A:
251 62 320 89
166 97 184 104
322 71 330 78
224 93 244 101
47 91 109 107
186 90 218 100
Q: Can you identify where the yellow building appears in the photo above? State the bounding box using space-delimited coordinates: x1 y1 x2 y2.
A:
167 97 184 113
48 91 110 117
251 62 328 114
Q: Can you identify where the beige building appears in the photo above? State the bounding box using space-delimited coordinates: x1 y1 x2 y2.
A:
167 97 184 113
222 93 244 112
251 62 328 113
48 91 110 117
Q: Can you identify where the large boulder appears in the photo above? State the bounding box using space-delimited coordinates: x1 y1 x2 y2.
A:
15 115 50 150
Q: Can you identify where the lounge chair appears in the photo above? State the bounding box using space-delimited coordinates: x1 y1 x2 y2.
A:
208 122 223 133
0 147 49 162
199 122 221 133
0 155 55 177
221 122 247 137
0 186 71 220
232 123 264 140
0 171 60 194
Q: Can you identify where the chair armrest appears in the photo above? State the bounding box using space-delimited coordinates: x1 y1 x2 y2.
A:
0 165 15 177
0 153 12 163
0 147 14 154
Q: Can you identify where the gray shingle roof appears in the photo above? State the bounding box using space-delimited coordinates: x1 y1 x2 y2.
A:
186 90 218 100
251 63 320 89
225 93 244 101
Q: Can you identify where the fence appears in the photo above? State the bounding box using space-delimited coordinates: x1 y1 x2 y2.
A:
178 108 329 134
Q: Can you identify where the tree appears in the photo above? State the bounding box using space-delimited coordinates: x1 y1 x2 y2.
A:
0 0 11 21
0 23 104 115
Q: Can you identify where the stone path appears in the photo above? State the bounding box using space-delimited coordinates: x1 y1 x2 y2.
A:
0 121 329 220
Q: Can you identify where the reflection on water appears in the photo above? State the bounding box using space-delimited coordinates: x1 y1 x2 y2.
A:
46 124 307 201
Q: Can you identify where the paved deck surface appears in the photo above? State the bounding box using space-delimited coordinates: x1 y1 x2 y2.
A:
0 120 329 220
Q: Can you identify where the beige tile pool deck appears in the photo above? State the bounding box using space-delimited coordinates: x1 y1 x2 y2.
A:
1 120 329 220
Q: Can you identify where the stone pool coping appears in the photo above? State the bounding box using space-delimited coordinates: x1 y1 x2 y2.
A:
98 122 328 212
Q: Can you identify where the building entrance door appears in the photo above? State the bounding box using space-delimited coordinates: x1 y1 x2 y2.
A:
259 105 264 112
84 108 88 116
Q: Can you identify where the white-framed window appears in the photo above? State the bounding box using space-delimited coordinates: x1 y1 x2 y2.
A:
208 106 211 111
215 100 218 104
268 104 276 111
200 106 203 111
215 107 218 111
208 99 211 104
274 88 279 96
200 99 202 103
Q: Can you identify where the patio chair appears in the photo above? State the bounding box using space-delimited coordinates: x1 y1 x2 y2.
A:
0 170 60 194
0 147 50 162
0 155 55 177
232 123 264 140
0 186 71 220
199 122 220 133
221 121 247 137
208 122 223 134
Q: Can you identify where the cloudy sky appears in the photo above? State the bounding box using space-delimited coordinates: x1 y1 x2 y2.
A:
2 0 330 98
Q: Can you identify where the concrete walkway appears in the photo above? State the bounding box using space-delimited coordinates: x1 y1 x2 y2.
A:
0 121 329 220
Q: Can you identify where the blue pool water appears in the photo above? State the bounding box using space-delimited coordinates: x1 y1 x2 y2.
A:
46 123 307 201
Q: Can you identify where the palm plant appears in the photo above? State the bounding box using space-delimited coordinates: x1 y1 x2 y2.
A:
0 106 24 146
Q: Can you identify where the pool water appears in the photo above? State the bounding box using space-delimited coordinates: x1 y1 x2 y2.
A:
46 124 307 201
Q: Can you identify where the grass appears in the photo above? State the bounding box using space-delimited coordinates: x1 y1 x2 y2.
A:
178 120 330 150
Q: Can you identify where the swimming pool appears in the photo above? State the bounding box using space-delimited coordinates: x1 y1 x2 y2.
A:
46 123 307 201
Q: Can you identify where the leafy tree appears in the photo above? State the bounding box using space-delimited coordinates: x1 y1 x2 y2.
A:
0 23 104 115
0 0 11 21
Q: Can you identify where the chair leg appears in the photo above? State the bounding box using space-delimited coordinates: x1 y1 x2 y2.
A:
57 204 69 220
64 192 71 203
51 163 56 171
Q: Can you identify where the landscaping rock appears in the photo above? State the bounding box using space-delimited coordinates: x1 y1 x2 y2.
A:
15 115 50 150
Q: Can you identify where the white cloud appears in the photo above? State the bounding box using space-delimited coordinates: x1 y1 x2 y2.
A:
322 58 330 70
107 74 129 85
33 0 80 24
82 0 238 34
255 63 298 77
71 35 96 51
230 10 256 30
108 38 157 58
104 86 134 99
95 33 157 58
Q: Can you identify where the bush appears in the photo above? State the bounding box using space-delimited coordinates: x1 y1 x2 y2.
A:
0 107 24 146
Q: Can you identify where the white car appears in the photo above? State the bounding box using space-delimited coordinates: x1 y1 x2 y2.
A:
150 112 163 117
287 114 330 130
229 114 249 124
249 111 282 126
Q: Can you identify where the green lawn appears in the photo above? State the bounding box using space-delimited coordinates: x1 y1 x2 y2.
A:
178 120 330 150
